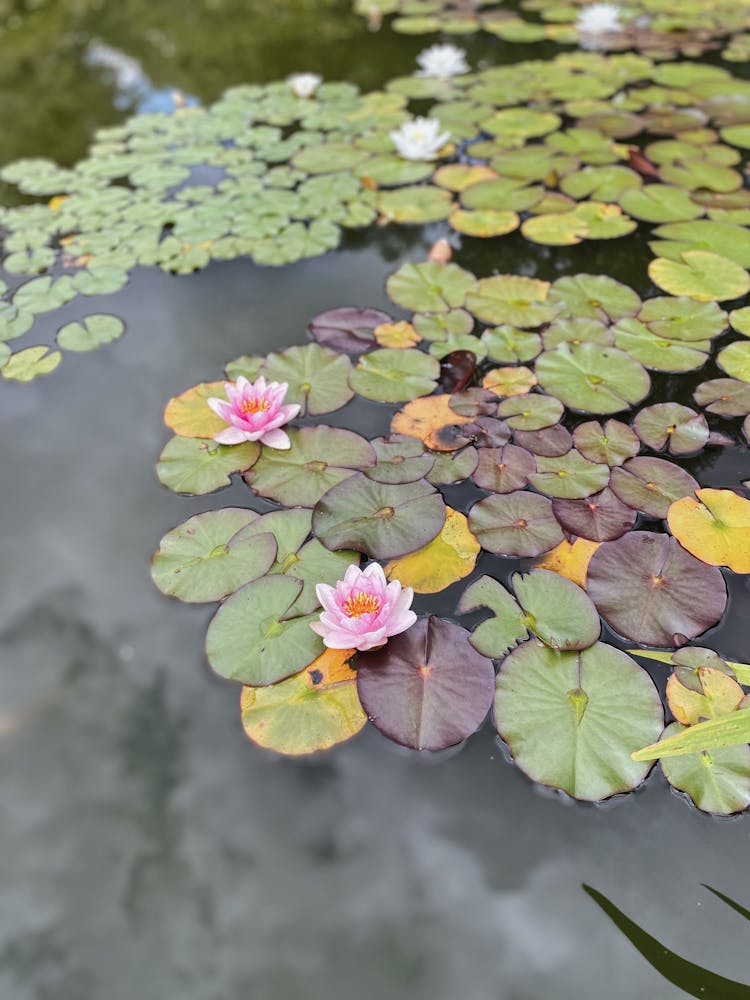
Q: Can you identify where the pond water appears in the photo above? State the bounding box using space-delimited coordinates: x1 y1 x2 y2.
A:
1 3 750 999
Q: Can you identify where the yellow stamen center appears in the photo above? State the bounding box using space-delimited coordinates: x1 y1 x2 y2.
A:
342 591 382 618
240 397 271 415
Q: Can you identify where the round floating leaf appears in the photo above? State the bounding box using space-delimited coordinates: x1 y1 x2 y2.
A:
384 507 479 593
434 163 498 191
573 419 640 466
637 297 727 342
513 424 572 458
542 317 613 351
240 648 366 756
483 365 538 397
356 616 495 751
466 276 557 328
473 444 536 493
164 381 228 439
667 668 744 727
365 434 435 485
693 378 750 416
378 185 453 224
56 314 124 352
385 261 477 313
552 488 637 542
610 457 699 519
481 327 541 365
449 208 519 237
648 252 750 302
650 221 750 269
634 403 709 455
667 489 750 573
512 569 600 652
495 639 663 802
536 342 650 414
206 575 323 686
717 341 750 383
457 576 528 659
469 490 564 557
587 532 727 647
349 348 439 403
461 178 543 213
244 426 375 507
391 394 472 451
612 318 710 373
533 538 601 589
549 274 641 322
359 155 433 187
151 509 277 603
261 344 353 416
313 473 446 559
156 436 260 496
308 306 390 353
529 450 610 500
659 722 750 815
1 345 61 382
521 212 590 247
373 321 421 349
729 306 750 337
496 393 564 431
619 185 703 223
413 308 474 341
427 446 478 485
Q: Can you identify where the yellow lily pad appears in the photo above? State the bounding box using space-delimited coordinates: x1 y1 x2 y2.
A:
667 488 750 573
384 507 480 593
164 381 228 438
666 667 745 727
374 320 422 349
532 537 601 589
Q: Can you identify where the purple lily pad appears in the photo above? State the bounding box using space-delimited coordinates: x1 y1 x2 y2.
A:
469 490 564 557
552 488 637 542
573 419 640 466
473 444 537 493
356 616 495 750
449 387 499 417
693 378 750 417
463 416 512 448
308 306 391 353
633 403 709 456
513 424 572 457
587 532 727 647
609 456 699 518
365 434 436 485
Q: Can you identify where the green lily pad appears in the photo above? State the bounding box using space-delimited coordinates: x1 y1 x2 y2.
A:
468 490 564 557
587 532 727 647
529 450 610 499
717 341 750 383
349 348 439 402
648 252 750 302
449 208 520 237
659 722 750 815
461 178 544 213
151 509 277 603
156 436 260 496
244 426 375 507
56 314 125 352
549 274 641 322
541 317 613 350
650 221 750 268
466 276 558 328
313 473 446 559
1 345 62 382
385 261 477 313
612 317 710 372
356 616 495 751
260 343 353 415
12 276 76 315
240 649 367 756
457 576 529 658
572 419 640 466
536 342 650 414
512 569 600 652
495 639 663 802
637 296 727 342
618 185 704 223
365 434 435 484
427 446 478 485
496 393 564 431
481 326 542 364
633 403 709 455
377 185 453 223
206 575 323 686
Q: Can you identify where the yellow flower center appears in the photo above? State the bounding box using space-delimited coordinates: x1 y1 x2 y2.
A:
240 397 271 415
342 591 382 618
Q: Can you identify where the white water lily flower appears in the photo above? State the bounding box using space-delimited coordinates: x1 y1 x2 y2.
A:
287 72 322 99
576 3 623 36
416 43 469 79
390 117 450 161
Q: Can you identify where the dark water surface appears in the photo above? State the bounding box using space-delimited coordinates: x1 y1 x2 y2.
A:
1 3 749 999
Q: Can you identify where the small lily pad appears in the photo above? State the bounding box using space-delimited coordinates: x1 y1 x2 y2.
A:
659 722 750 815
466 275 557 328
573 419 640 466
385 261 477 313
648 251 750 302
469 490 564 557
308 306 390 353
610 457 699 519
472 444 536 493
667 488 750 573
261 343 354 415
552 488 637 542
529 450 610 500
56 314 125 352
349 348 439 402
157 436 260 496
536 342 650 414
1 345 61 382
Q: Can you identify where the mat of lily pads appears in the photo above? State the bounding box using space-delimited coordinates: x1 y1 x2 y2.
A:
152 259 750 816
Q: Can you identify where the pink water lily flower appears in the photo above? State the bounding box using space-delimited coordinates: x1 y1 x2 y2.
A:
207 376 300 449
310 563 417 652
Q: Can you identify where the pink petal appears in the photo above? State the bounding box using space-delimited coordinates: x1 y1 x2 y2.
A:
214 426 250 445
207 397 233 420
260 428 291 449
